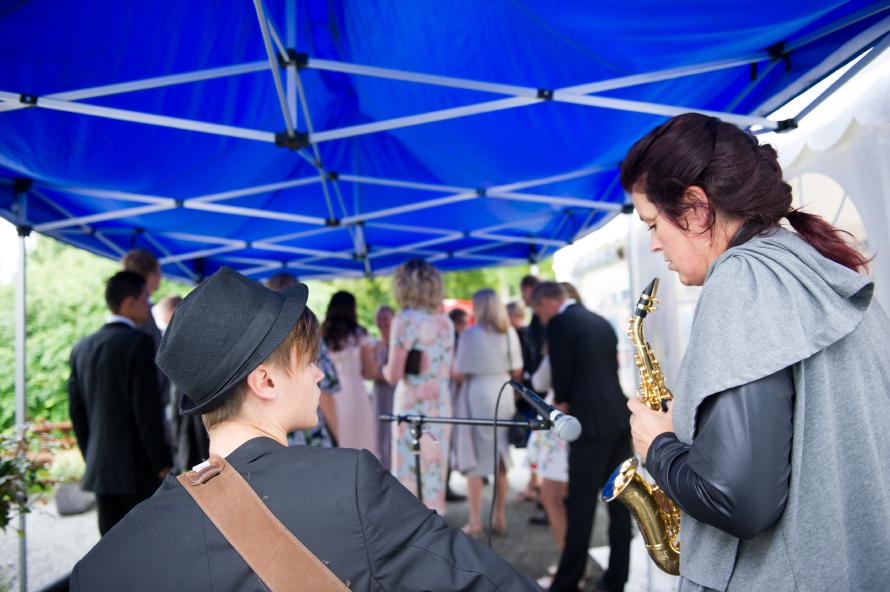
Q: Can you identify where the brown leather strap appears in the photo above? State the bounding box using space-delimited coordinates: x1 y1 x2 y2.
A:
177 456 349 591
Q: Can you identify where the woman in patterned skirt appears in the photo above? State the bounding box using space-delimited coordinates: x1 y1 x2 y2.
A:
384 259 454 514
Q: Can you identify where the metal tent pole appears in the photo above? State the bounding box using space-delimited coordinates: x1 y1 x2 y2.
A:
13 183 30 592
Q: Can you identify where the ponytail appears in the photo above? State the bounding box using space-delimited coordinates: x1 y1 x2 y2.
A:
785 210 871 273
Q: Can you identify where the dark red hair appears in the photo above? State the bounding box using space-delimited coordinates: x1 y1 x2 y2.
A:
620 113 870 273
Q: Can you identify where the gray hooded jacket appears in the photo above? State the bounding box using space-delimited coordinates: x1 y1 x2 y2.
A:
671 229 890 591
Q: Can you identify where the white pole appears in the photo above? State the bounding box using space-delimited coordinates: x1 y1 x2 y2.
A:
286 0 297 127
14 188 29 592
253 0 296 137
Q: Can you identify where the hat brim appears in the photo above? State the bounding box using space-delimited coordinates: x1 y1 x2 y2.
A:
179 281 309 416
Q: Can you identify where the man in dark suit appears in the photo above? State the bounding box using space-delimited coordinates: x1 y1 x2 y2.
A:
532 281 632 592
68 271 172 536
520 275 545 378
70 267 536 591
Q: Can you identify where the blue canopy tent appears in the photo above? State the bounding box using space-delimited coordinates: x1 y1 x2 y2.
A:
1 1 889 588
2 1 889 281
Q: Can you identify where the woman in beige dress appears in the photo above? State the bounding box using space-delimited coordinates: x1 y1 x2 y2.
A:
452 288 523 537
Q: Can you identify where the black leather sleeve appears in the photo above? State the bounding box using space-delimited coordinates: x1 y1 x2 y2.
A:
645 367 794 539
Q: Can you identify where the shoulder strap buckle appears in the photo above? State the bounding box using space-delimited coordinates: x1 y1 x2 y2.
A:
184 456 224 485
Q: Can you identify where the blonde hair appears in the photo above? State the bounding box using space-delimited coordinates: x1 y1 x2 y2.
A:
121 249 159 278
393 259 444 312
202 307 321 430
506 300 526 319
472 288 509 334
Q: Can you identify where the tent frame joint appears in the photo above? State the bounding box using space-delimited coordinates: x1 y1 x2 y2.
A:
775 118 798 133
278 49 308 70
476 187 487 197
274 130 309 150
19 94 37 106
767 41 787 61
327 170 339 181
13 178 32 193
537 88 554 100
16 224 32 238
325 217 341 227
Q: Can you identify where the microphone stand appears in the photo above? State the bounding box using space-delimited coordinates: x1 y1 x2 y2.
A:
380 413 551 504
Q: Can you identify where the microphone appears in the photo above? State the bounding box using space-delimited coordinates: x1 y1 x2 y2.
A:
509 380 582 442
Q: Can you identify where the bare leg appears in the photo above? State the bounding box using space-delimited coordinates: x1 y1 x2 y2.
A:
540 478 569 552
464 475 484 535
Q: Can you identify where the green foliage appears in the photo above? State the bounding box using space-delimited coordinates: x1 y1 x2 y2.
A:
47 448 85 483
0 433 47 532
0 239 117 432
0 234 552 430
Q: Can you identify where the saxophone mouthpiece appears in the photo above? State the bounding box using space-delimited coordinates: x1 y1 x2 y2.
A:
635 277 660 318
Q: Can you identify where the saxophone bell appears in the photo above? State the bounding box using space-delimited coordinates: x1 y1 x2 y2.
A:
603 458 680 575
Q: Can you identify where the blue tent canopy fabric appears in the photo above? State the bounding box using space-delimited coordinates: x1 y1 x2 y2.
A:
1 1 888 281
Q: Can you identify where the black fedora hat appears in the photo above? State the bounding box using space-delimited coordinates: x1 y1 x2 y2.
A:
157 267 308 415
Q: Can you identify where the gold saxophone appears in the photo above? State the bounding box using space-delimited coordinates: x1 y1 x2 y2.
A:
602 277 681 575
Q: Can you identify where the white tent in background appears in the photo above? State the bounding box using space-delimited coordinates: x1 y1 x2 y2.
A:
774 50 890 310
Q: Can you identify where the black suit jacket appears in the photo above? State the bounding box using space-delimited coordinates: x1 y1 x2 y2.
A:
67 322 172 495
524 314 546 376
70 439 536 591
547 303 629 441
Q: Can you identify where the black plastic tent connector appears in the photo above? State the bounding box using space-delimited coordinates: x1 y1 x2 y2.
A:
16 225 32 237
766 41 786 61
278 49 308 69
476 188 487 197
19 94 37 106
325 217 340 227
537 89 554 100
775 118 798 133
327 171 339 181
621 202 635 215
275 131 310 151
13 178 32 193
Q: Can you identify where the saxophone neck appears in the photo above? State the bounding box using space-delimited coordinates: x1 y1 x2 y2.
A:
635 277 660 318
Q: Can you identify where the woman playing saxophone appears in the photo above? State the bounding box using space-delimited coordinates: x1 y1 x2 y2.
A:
623 113 890 591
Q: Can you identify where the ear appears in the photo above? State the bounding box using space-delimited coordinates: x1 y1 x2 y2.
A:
244 363 278 402
683 186 712 233
118 294 136 313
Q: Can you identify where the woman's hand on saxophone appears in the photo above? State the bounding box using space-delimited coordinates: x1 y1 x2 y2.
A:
628 398 674 460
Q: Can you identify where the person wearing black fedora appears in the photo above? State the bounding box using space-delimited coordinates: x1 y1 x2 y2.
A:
70 267 535 591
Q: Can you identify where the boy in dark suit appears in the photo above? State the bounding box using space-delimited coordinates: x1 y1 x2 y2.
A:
68 271 172 535
70 267 535 591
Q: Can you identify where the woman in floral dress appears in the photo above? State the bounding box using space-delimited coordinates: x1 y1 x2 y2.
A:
384 259 454 514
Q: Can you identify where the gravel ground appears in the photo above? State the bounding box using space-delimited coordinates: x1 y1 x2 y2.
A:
0 497 100 592
1 449 676 591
